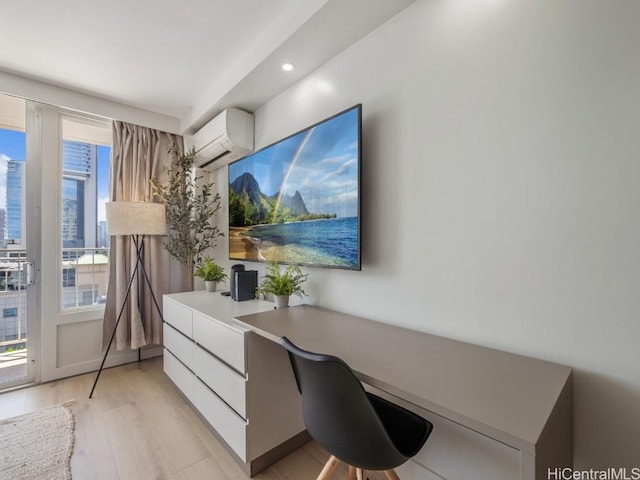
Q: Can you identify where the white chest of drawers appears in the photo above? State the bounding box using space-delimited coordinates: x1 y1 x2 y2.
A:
162 291 307 476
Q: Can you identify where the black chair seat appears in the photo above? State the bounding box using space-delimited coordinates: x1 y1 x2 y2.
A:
280 336 433 477
367 392 431 459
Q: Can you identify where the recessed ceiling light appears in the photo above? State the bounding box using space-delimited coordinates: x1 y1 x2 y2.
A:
281 63 294 72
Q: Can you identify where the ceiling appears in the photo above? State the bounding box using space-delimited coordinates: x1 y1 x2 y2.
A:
1 0 416 132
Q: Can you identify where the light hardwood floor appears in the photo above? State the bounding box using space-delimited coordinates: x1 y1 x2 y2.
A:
0 357 387 480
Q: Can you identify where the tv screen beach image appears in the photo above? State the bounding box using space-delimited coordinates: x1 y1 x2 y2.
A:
229 106 360 269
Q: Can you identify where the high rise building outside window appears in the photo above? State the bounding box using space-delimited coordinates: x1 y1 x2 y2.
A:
3 140 102 250
6 160 25 244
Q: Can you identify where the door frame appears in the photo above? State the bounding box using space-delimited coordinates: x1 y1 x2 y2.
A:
38 106 143 382
24 101 43 385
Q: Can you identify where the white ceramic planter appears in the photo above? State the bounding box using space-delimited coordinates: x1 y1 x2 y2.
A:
274 295 290 308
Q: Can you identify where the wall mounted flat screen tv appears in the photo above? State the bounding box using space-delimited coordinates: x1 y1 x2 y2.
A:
228 104 361 270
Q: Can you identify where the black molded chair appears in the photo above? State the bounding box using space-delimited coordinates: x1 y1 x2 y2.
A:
280 337 433 480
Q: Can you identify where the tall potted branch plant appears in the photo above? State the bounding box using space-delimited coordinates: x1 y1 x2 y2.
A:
151 145 224 289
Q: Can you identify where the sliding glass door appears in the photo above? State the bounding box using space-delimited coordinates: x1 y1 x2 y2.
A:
0 93 38 389
1 92 113 388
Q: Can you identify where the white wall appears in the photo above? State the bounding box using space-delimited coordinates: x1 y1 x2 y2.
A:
212 0 640 469
0 71 180 134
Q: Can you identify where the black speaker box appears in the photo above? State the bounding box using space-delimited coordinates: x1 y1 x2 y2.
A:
233 270 257 302
229 264 245 300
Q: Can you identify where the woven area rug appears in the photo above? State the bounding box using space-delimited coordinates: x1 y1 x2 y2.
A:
0 402 75 480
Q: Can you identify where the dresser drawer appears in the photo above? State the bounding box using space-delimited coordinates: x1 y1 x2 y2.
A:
369 386 520 480
164 323 194 371
194 345 246 418
404 411 519 480
164 298 193 338
193 312 245 373
164 349 194 401
193 378 247 461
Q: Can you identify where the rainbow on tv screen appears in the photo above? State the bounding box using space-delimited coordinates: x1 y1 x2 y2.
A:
228 105 361 270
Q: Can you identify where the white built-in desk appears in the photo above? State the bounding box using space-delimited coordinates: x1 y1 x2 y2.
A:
163 292 572 480
234 304 573 480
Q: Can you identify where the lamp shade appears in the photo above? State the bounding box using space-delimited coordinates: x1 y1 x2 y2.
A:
105 201 166 236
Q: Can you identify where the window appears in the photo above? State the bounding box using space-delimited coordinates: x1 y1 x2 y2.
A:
61 116 111 310
62 268 76 287
82 290 93 306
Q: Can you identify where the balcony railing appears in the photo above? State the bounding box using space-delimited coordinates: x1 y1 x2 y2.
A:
0 249 27 359
0 247 110 351
1 246 110 386
0 248 27 292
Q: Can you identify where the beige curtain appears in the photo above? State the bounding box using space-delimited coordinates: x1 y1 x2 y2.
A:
103 121 188 351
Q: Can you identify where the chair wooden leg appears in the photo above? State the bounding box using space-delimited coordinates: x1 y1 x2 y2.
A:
348 466 357 480
384 469 400 480
317 455 340 480
356 468 364 480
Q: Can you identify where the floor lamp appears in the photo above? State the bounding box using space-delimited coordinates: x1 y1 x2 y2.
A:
89 201 166 398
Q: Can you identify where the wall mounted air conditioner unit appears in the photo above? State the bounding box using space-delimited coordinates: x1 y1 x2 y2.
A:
185 108 254 171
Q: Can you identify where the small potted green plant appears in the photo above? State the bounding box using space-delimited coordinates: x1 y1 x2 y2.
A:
256 262 308 308
194 258 227 292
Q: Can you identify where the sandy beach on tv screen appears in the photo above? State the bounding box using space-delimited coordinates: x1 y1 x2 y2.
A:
229 227 259 260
